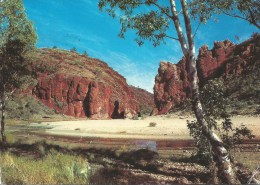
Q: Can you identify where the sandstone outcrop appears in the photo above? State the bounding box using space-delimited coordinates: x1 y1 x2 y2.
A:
153 59 190 115
153 34 260 114
30 49 154 119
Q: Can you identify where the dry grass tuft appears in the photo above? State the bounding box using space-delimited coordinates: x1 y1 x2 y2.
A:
149 122 157 127
0 150 90 185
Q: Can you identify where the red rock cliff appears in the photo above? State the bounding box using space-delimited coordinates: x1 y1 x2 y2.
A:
153 34 260 114
153 59 190 115
30 49 153 119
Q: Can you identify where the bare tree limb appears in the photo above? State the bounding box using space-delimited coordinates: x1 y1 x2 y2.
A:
193 22 201 39
165 35 179 41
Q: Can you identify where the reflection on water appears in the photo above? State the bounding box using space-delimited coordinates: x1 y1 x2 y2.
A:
134 140 157 151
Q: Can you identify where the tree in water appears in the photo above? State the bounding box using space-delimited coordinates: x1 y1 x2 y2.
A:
0 0 37 145
98 0 259 183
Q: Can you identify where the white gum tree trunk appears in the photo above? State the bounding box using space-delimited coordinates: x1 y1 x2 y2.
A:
169 0 238 183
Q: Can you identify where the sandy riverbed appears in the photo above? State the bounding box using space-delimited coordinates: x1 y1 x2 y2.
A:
30 115 260 140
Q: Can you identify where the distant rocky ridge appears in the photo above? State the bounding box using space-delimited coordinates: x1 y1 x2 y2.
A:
28 49 154 119
153 34 260 115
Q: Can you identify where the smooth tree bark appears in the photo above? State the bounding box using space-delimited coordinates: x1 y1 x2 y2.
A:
169 0 237 183
0 90 14 145
0 93 7 145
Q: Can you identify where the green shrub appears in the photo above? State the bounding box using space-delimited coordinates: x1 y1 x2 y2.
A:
6 95 55 120
187 79 255 165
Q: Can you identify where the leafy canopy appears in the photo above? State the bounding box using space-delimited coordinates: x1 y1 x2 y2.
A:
0 0 36 47
187 79 255 164
0 0 37 93
99 0 259 48
99 0 172 47
189 0 260 29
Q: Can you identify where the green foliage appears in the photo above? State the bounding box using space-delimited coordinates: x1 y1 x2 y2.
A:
0 150 90 184
0 0 37 95
220 121 255 151
99 0 170 47
0 0 37 143
187 79 255 164
0 0 37 47
189 0 260 28
6 95 55 120
200 79 227 128
99 0 259 48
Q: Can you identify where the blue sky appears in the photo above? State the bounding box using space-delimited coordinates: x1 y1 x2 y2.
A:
23 0 258 93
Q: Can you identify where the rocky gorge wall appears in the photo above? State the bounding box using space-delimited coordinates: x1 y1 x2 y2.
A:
153 34 260 115
33 73 112 119
30 49 154 119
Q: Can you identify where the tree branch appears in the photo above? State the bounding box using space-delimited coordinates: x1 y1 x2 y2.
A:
223 11 260 29
147 1 179 42
165 35 179 41
193 22 201 39
169 0 188 54
180 0 194 53
150 1 173 20
177 9 183 16
248 8 260 29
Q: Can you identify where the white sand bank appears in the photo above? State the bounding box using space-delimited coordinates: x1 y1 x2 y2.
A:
30 116 260 140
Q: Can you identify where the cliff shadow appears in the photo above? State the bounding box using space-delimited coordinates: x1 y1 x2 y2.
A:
83 83 91 118
111 100 124 119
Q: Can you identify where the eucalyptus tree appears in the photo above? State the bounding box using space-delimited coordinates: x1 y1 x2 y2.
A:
0 0 37 145
97 0 258 183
